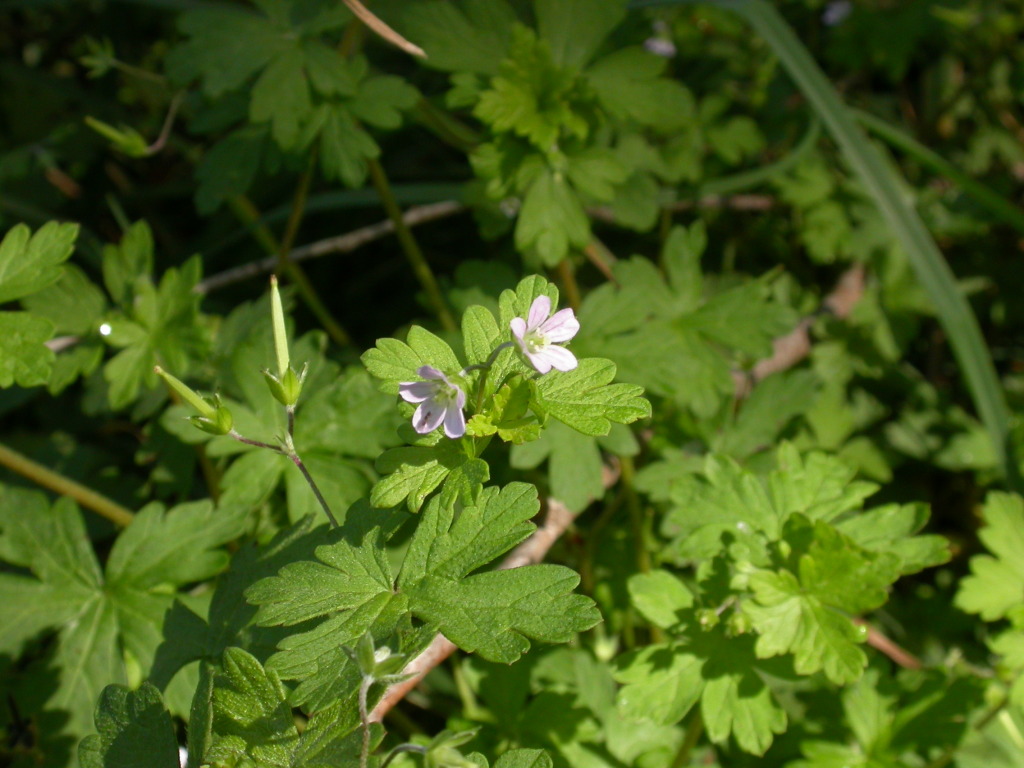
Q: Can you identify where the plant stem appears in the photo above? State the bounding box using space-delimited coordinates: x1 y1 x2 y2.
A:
670 712 704 768
228 430 339 527
290 454 339 528
359 675 373 768
0 442 134 527
555 259 581 309
230 195 353 347
279 152 317 258
367 158 456 331
228 195 280 256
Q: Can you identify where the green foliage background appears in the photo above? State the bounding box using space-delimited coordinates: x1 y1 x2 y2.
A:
2 1 1024 767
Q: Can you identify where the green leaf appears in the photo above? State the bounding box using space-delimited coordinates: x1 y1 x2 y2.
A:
614 632 786 755
101 246 207 410
462 304 504 368
663 445 878 551
535 0 624 67
22 264 107 336
248 525 394 628
399 0 518 75
399 484 600 662
250 46 311 149
79 683 179 768
955 492 1024 621
0 490 243 739
0 221 78 304
627 570 694 630
510 420 603 512
587 47 694 128
102 221 155 309
166 7 288 96
363 325 462 395
350 74 419 130
684 279 797 359
837 502 950 575
195 127 267 214
533 358 650 436
712 370 819 458
469 380 541 445
741 515 899 684
515 169 590 266
317 104 380 187
615 642 704 726
206 647 297 767
494 749 554 768
105 501 248 590
0 311 55 388
372 441 471 512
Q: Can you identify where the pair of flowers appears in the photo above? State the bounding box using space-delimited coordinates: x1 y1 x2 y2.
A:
398 296 579 439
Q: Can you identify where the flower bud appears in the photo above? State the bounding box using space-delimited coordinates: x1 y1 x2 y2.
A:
269 275 290 378
262 362 307 407
155 366 215 418
189 405 233 436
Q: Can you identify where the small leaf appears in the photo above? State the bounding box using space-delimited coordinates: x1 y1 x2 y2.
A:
533 358 650 436
0 221 79 304
0 312 55 388
955 492 1024 621
78 683 179 768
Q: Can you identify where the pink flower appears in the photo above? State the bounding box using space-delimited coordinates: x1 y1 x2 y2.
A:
510 295 580 374
398 365 467 438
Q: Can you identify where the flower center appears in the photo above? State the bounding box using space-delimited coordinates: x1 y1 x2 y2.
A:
523 329 546 352
436 382 460 405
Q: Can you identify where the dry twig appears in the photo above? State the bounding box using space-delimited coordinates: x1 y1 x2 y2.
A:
342 0 426 58
197 201 464 294
369 463 619 723
732 264 866 397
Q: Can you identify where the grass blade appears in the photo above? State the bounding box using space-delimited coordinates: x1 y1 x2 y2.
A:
637 0 1018 487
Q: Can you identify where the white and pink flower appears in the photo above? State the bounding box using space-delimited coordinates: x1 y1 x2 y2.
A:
510 295 580 374
398 365 467 438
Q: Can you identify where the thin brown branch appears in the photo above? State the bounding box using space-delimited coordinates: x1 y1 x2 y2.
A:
732 264 866 397
854 618 922 669
369 463 620 723
342 0 426 58
197 201 463 294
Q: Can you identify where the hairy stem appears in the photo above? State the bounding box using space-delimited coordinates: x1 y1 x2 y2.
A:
0 442 134 527
367 158 456 331
228 430 338 527
290 453 339 528
359 675 373 768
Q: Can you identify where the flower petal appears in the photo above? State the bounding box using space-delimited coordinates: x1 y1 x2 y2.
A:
398 380 435 403
525 349 553 374
539 308 579 343
417 365 447 380
510 316 527 341
538 345 577 372
412 400 446 434
443 403 466 438
452 384 467 410
527 295 551 330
